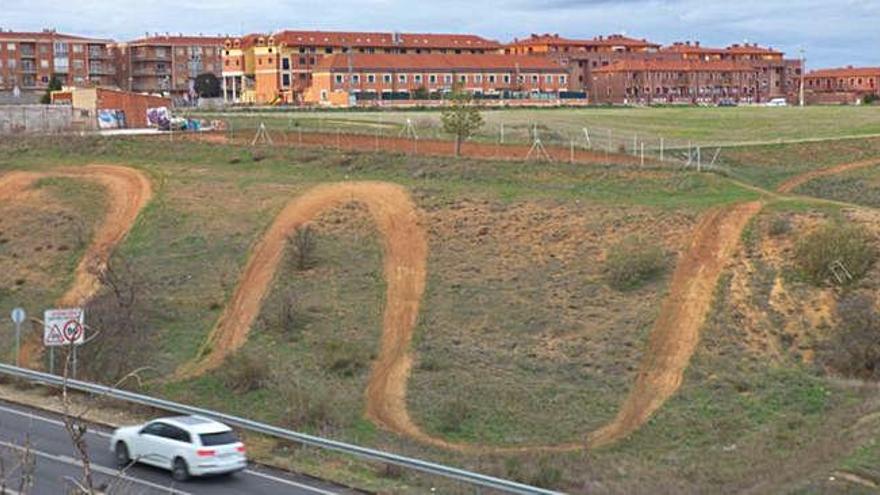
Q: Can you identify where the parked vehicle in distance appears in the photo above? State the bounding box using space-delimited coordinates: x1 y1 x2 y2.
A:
111 416 247 481
766 98 789 107
717 98 738 107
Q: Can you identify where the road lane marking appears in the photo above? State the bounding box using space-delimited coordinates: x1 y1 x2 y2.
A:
0 404 111 438
0 402 344 494
243 468 341 495
0 439 191 495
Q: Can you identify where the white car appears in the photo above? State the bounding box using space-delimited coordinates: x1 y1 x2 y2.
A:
110 416 247 481
766 98 789 107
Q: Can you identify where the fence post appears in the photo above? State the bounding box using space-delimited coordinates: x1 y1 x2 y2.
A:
697 146 702 172
640 142 645 167
660 137 665 162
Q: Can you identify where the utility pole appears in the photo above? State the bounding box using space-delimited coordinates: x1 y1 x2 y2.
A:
799 47 806 108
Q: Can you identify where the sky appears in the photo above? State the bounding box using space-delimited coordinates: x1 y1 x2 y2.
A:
3 0 879 68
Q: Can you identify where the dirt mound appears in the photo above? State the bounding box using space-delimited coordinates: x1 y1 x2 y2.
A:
176 182 431 440
776 159 880 193
0 165 153 368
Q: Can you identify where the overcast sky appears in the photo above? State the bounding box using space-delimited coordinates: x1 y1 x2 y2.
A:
3 0 878 68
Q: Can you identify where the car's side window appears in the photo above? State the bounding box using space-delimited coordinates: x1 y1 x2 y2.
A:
167 426 192 444
140 422 166 436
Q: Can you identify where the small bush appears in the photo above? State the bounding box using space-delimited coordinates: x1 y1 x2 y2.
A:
768 215 792 237
820 293 880 380
436 397 473 434
289 225 317 271
794 222 877 286
221 349 271 393
529 456 564 489
605 236 667 291
277 379 343 432
319 340 369 377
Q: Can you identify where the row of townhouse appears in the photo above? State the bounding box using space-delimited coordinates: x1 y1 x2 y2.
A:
802 66 880 104
504 34 804 104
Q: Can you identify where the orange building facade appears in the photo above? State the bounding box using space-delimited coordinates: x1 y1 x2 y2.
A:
222 30 502 104
804 66 880 104
303 53 571 106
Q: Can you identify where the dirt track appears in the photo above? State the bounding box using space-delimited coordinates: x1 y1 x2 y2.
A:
0 165 153 368
175 182 432 441
776 158 880 193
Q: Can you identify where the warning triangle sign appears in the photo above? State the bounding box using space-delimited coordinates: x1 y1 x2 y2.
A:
44 325 65 346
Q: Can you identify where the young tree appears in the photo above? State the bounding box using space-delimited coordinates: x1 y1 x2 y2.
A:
194 73 221 98
40 76 63 104
441 90 484 156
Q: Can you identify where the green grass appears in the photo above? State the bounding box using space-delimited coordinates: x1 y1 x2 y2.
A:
198 106 880 148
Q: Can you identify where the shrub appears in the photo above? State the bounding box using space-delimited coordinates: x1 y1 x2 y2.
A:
221 349 271 393
436 397 473 434
319 340 369 377
528 456 564 489
277 379 343 432
820 293 880 380
289 225 316 271
794 222 877 286
605 236 667 291
767 215 792 237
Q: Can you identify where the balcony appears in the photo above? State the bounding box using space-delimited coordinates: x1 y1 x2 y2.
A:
20 63 37 74
19 48 36 58
131 52 171 62
89 65 116 76
132 67 171 77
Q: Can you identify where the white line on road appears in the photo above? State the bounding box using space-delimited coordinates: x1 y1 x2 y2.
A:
0 439 192 494
243 468 340 495
0 402 341 494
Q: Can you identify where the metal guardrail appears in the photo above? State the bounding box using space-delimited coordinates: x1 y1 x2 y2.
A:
0 363 561 495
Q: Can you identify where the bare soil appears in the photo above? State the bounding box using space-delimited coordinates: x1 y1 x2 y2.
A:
0 165 153 367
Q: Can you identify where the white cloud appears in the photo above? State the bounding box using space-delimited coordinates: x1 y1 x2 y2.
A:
2 0 878 66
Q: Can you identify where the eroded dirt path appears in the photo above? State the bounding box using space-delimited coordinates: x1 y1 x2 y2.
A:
0 165 153 368
176 182 431 441
777 158 880 194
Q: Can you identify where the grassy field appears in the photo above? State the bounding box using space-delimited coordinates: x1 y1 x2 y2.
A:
1 119 880 493
196 105 880 149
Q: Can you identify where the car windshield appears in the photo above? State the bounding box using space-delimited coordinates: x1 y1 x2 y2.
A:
199 430 238 446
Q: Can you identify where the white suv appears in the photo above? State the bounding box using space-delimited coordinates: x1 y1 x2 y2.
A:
110 416 247 481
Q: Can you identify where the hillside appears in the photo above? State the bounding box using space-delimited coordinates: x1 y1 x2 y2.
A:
1 132 880 493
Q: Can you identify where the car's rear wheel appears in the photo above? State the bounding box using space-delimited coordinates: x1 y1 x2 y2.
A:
114 442 131 467
172 458 190 482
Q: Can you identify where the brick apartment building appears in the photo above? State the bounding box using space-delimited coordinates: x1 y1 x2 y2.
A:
303 53 570 106
222 30 502 104
804 66 880 104
505 33 802 103
591 59 762 104
114 34 225 98
504 34 661 92
0 29 114 95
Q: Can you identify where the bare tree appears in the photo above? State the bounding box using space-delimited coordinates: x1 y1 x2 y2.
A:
288 225 316 271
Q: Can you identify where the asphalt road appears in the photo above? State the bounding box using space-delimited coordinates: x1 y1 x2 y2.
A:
0 400 360 495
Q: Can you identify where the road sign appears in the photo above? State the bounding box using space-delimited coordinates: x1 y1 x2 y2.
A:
10 308 26 325
44 308 84 346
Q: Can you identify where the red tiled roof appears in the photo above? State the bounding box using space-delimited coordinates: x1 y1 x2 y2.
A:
724 43 782 55
507 33 660 49
314 53 567 72
661 42 727 55
0 29 110 43
806 67 880 78
271 30 500 49
129 35 227 46
594 59 758 73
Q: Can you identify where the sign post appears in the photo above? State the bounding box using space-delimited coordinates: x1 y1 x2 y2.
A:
43 308 85 377
10 308 26 367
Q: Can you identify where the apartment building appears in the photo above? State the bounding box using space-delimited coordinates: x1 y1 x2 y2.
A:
303 53 570 106
804 66 880 104
222 30 502 104
659 41 803 102
591 59 761 104
0 29 114 94
115 34 225 97
504 33 661 92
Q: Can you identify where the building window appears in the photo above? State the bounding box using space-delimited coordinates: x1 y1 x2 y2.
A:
72 44 83 53
282 58 290 70
560 75 567 84
367 74 376 83
7 43 15 51
156 47 166 58
383 74 392 83
459 75 467 84
398 74 407 83
325 47 333 54
335 74 344 84
444 74 452 84
488 74 496 83
414 74 423 84
545 74 552 83
352 74 360 83
282 73 291 87
531 75 539 84
429 74 437 84
475 74 483 83
503 74 510 84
